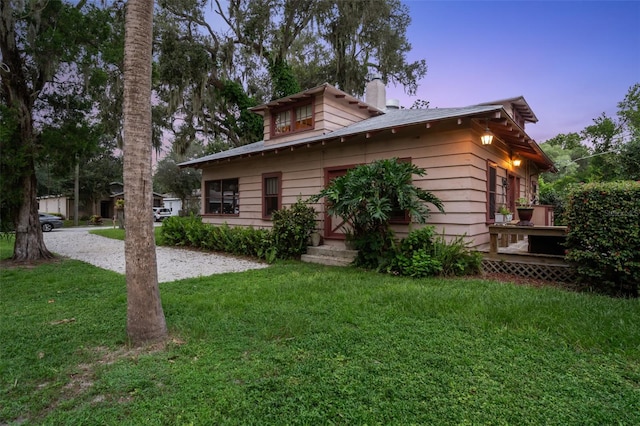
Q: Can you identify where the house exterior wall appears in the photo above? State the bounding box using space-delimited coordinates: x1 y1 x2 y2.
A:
320 95 372 132
199 123 537 249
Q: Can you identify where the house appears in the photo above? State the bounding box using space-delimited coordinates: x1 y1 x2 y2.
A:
38 182 166 220
180 79 555 249
37 195 71 218
163 197 182 216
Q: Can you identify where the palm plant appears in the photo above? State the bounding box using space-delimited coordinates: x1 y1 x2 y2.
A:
311 158 444 267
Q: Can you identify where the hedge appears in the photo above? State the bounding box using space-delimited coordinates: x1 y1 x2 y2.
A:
565 181 640 297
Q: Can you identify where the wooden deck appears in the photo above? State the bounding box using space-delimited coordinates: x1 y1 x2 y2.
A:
481 225 575 282
488 224 567 255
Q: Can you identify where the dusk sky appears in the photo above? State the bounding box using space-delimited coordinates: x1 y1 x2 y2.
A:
386 0 640 143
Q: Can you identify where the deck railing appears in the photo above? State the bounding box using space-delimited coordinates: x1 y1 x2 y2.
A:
488 224 568 255
484 225 574 282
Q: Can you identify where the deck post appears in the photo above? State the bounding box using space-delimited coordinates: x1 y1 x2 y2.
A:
489 233 498 254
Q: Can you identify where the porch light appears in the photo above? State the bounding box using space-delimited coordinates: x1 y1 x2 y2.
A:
481 121 493 145
512 156 522 167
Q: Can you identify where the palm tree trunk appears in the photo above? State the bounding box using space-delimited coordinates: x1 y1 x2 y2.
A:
123 0 167 345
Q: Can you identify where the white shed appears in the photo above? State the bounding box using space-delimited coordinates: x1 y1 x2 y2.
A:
163 198 182 216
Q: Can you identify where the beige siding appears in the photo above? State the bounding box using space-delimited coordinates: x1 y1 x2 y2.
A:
200 125 539 248
320 96 371 132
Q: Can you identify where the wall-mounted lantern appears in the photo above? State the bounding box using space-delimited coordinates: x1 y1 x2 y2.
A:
512 155 522 167
481 120 493 145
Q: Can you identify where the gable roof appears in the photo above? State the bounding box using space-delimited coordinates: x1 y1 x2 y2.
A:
476 96 538 123
249 83 384 117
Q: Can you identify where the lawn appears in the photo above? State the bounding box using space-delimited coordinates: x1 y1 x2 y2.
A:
1 236 639 425
89 227 164 245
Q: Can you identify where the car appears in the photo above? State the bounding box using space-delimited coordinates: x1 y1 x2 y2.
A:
152 207 172 222
39 213 64 232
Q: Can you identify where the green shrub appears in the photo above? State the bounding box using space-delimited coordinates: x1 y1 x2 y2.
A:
160 215 197 246
271 199 317 259
565 181 640 297
387 227 481 278
432 233 482 276
352 229 397 269
89 215 102 225
184 216 209 247
311 159 445 268
226 225 273 258
539 185 568 225
398 226 436 254
160 216 278 263
395 249 443 277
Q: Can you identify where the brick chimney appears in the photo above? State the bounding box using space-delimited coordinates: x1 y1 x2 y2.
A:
365 75 386 111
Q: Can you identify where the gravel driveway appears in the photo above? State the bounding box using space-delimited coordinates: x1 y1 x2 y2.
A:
43 226 268 283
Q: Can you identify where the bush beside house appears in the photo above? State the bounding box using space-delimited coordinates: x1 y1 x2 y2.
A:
565 181 640 297
387 226 482 277
160 202 317 263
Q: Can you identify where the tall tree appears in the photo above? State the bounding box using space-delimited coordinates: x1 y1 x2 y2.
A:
123 0 167 344
1 0 60 259
617 83 640 179
0 0 123 259
315 0 426 96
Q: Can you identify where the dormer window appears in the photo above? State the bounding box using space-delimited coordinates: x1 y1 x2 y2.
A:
272 101 314 137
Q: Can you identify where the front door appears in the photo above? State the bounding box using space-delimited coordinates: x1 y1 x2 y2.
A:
323 166 352 239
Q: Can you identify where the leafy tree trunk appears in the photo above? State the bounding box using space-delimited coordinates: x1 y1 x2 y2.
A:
123 0 167 345
0 0 52 261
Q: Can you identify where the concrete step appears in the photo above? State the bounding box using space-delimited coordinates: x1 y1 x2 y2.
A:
300 254 354 267
301 245 358 267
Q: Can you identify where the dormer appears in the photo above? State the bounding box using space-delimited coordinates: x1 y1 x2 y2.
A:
477 96 538 131
250 83 383 146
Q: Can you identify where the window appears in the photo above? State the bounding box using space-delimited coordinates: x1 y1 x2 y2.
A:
205 178 239 215
272 102 313 136
295 104 312 130
262 172 282 218
274 110 291 134
487 162 497 222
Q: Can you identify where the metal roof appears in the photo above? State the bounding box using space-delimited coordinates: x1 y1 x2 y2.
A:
179 105 504 168
249 83 384 116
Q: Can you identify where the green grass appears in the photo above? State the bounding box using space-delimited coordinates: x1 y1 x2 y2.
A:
89 227 165 245
62 219 116 228
1 236 639 424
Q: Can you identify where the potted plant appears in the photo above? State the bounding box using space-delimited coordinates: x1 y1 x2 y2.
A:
496 205 513 223
114 198 125 229
309 229 322 247
516 197 534 226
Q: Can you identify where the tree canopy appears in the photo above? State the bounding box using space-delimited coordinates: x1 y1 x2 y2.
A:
539 83 640 223
0 0 124 258
153 144 202 214
155 0 427 152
